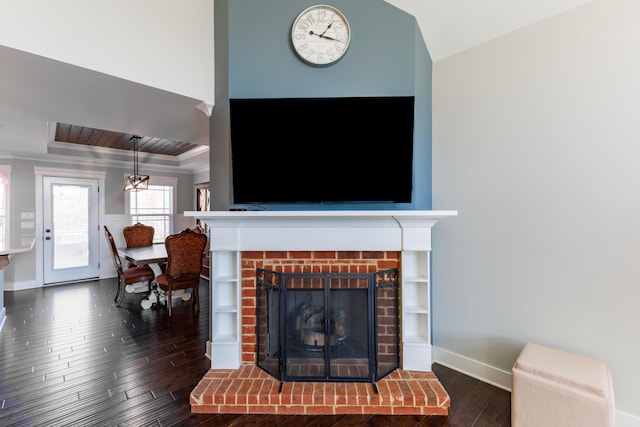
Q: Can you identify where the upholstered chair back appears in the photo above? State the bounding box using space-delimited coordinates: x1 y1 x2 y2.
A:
123 223 154 248
165 229 207 279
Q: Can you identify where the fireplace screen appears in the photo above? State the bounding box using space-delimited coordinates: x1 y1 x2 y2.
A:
256 268 399 384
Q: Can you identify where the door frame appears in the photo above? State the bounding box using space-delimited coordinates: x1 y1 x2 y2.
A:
34 167 106 287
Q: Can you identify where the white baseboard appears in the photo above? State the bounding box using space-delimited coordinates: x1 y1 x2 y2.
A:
0 306 6 333
205 340 212 361
433 346 512 391
5 280 39 291
616 411 640 427
433 346 640 427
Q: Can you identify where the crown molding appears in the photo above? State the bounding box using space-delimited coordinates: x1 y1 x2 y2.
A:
0 150 207 175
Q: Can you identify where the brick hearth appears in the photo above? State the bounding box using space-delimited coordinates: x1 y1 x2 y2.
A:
190 364 450 415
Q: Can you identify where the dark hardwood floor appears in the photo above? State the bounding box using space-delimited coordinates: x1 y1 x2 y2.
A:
0 279 511 426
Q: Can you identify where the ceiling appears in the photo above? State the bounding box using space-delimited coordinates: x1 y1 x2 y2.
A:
54 124 200 157
0 0 595 172
386 0 595 61
0 44 211 172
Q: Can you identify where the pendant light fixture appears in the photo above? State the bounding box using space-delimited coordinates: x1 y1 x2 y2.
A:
123 135 149 191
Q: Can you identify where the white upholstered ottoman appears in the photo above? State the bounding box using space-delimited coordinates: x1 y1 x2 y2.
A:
512 343 614 427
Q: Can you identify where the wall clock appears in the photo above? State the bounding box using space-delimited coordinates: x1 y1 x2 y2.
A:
291 5 351 66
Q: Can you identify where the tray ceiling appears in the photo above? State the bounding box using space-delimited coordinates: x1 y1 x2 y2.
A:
54 123 200 157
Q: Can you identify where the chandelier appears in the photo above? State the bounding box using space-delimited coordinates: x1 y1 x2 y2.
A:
123 135 149 191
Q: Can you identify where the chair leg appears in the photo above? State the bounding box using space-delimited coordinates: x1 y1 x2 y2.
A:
167 289 172 316
115 275 125 306
193 284 200 315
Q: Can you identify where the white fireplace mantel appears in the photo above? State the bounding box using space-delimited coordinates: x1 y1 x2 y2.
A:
185 210 457 252
185 210 457 370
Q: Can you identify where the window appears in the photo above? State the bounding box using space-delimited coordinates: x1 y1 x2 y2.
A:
0 166 10 245
127 178 176 244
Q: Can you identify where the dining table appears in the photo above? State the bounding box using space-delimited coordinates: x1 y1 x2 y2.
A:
117 243 167 266
117 244 191 310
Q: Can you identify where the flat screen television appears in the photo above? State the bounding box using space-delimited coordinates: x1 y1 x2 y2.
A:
229 96 414 205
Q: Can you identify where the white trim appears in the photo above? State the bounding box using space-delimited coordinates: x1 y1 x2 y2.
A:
0 164 11 243
4 279 39 291
34 167 106 287
205 340 212 360
33 166 106 180
125 176 178 241
187 210 457 251
124 175 178 215
141 175 178 186
616 411 640 427
1 151 207 174
433 346 513 391
190 210 457 371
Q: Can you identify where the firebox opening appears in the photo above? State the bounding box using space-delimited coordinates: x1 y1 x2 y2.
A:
256 268 399 384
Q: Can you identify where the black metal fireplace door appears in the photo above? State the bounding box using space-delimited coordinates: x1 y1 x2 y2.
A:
256 268 399 384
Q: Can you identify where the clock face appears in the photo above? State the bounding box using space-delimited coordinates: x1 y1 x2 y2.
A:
291 5 351 66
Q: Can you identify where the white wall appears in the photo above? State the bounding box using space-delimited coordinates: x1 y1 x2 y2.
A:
432 0 640 421
0 0 214 107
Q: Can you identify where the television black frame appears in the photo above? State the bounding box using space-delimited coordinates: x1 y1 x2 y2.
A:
229 96 415 205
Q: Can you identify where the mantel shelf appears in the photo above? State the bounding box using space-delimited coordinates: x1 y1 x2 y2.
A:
185 210 457 252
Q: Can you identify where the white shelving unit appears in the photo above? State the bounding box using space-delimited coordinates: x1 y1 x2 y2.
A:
210 250 242 368
187 210 456 372
401 250 432 371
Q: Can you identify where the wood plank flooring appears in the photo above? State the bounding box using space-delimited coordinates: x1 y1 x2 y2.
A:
0 279 511 426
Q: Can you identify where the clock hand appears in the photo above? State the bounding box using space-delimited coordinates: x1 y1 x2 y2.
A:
320 21 333 37
308 31 344 42
319 34 344 42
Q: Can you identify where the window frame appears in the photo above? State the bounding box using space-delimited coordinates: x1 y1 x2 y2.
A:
124 175 177 244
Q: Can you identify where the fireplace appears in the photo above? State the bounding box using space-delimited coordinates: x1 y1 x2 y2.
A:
185 210 457 372
187 210 457 415
256 268 399 384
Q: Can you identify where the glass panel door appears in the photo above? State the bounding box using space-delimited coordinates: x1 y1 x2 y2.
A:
43 177 99 284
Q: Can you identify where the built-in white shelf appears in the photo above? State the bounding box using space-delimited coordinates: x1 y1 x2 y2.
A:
401 249 432 370
210 250 241 368
186 210 457 372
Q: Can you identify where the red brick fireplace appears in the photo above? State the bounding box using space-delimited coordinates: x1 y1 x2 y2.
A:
243 250 400 367
186 210 456 415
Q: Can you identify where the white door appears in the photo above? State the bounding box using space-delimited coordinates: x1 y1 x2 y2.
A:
43 176 100 284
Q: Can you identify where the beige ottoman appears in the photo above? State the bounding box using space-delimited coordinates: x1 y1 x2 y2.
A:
512 343 614 427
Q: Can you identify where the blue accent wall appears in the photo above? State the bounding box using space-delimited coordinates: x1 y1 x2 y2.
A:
220 0 432 210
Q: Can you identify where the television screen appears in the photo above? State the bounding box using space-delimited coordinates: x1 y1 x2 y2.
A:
229 96 414 205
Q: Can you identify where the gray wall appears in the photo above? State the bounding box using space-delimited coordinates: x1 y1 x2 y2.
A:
432 0 640 419
2 156 195 287
211 0 432 210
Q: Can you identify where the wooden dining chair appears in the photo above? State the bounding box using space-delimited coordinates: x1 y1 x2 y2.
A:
193 225 210 280
104 226 155 306
122 223 155 267
155 228 207 316
123 222 155 247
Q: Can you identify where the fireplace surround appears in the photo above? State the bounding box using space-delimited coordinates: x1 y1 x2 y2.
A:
187 210 457 415
186 210 457 373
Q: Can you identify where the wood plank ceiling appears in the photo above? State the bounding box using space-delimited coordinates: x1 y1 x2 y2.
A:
54 123 200 156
